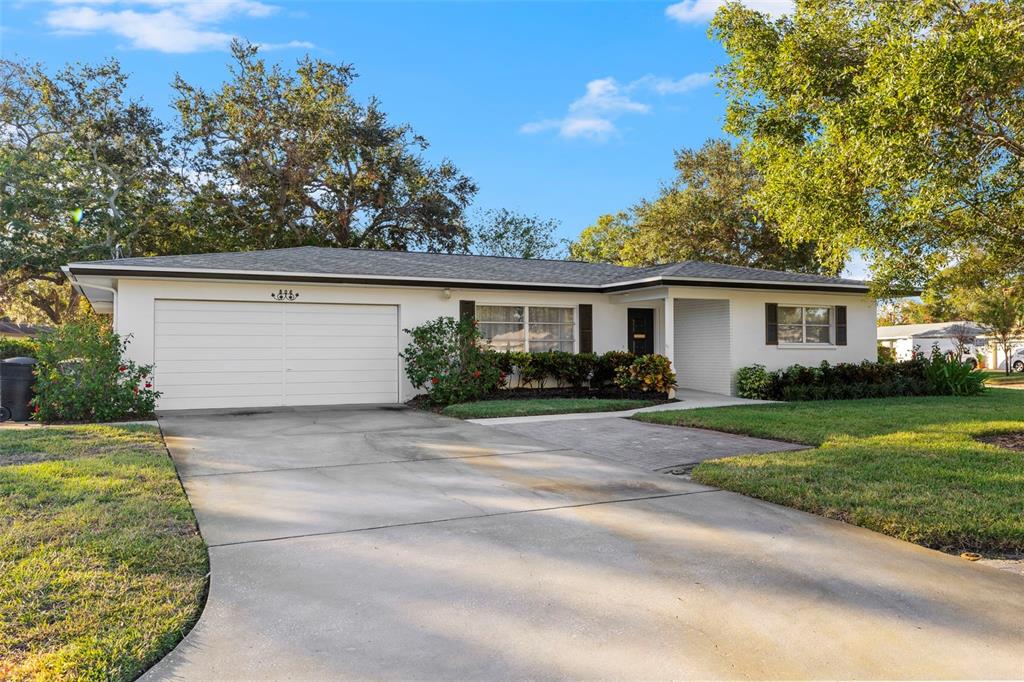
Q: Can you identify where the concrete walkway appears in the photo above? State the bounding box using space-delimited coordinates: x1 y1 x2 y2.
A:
467 388 767 426
145 406 1023 680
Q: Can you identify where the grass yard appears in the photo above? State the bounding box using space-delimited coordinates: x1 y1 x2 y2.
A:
980 369 1024 386
0 425 207 681
635 389 1024 555
442 397 657 419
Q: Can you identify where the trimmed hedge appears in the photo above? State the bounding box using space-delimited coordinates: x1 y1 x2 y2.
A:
736 353 985 401
0 336 38 359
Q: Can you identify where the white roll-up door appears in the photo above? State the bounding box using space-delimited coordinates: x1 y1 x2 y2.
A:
154 299 399 410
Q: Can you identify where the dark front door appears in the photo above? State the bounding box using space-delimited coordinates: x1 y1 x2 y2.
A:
627 308 655 355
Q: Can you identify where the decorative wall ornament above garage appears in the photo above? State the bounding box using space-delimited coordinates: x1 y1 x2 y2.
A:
271 289 300 301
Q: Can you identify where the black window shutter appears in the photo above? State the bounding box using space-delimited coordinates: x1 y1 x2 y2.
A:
579 304 593 353
835 305 848 346
459 300 475 321
765 303 778 345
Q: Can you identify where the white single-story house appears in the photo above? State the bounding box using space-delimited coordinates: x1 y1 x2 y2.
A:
63 247 877 410
877 321 987 364
877 321 1024 370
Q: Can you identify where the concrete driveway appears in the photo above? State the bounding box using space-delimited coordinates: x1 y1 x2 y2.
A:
146 406 1023 680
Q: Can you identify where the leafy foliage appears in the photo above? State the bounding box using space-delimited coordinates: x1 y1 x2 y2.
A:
735 364 773 400
0 58 175 323
568 140 824 273
400 317 502 406
972 282 1024 375
735 354 985 401
712 0 1024 292
173 41 476 254
471 208 564 259
31 318 159 422
613 354 677 393
0 336 38 360
921 349 987 396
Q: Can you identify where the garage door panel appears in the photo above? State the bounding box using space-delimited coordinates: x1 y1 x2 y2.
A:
154 299 399 409
156 347 284 362
156 300 279 313
285 380 398 396
285 335 398 350
156 322 282 337
285 357 396 371
159 371 284 387
286 369 398 384
156 309 283 325
283 323 396 337
159 394 285 411
157 334 284 349
157 359 282 373
161 383 284 399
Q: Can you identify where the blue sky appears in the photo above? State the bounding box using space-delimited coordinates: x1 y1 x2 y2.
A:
3 1 868 272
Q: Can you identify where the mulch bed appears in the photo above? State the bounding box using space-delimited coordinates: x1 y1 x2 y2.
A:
975 431 1024 451
406 387 674 412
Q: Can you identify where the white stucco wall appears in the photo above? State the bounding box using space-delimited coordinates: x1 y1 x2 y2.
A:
96 276 876 405
111 277 629 404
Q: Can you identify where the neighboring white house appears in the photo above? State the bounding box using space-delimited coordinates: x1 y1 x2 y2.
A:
877 321 987 366
64 247 878 410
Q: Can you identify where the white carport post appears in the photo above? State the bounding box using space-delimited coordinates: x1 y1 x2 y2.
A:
663 294 676 398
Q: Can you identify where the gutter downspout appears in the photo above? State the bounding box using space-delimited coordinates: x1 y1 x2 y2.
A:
62 266 118 329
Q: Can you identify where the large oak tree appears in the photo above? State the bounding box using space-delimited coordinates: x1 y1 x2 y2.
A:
712 0 1024 294
569 139 824 273
0 58 174 323
172 41 477 254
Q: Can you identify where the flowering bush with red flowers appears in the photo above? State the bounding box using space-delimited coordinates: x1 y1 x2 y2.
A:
31 317 160 422
400 316 502 405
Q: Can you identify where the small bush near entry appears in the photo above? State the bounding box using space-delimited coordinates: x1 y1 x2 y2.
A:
32 318 160 423
735 364 773 400
593 350 635 387
400 316 502 405
1 336 39 359
614 354 677 393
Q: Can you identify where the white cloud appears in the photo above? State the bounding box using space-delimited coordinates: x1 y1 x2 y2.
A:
44 1 313 53
520 72 712 141
665 0 793 24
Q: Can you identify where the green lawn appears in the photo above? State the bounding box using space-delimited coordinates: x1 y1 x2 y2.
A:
634 389 1024 555
0 425 207 681
442 397 657 419
980 369 1024 386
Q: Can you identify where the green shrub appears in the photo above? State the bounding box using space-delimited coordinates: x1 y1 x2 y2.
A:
593 350 635 387
32 318 159 422
561 352 598 388
400 316 502 405
0 336 38 359
735 364 773 399
922 347 987 396
733 358 947 401
877 343 896 364
614 354 677 393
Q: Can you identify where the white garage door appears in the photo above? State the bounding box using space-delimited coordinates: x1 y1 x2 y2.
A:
154 300 399 410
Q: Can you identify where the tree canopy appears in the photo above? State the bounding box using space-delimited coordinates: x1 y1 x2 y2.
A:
0 58 173 323
173 41 476 254
470 208 564 259
569 139 824 273
712 0 1024 294
1 44 479 323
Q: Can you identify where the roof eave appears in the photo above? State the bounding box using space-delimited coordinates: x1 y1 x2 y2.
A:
65 263 873 295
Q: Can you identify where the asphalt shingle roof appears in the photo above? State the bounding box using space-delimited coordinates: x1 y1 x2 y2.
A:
69 246 870 291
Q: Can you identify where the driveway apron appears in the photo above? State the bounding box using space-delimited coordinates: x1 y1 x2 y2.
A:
145 406 1024 681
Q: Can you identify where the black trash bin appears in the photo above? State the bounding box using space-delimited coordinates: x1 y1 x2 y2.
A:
1 356 38 422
